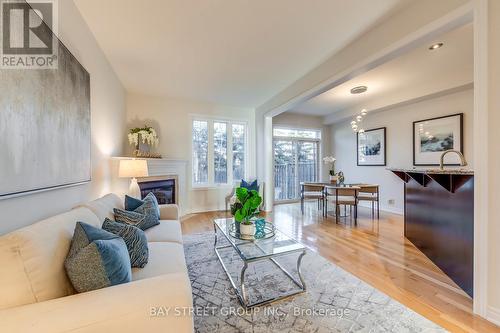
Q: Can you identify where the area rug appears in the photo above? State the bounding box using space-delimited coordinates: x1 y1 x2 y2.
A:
183 232 446 333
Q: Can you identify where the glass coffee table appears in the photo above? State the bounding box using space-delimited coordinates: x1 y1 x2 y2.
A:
213 218 306 308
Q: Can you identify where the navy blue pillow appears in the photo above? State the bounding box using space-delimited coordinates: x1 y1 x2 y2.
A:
125 192 161 218
102 218 149 268
124 195 144 211
241 179 259 192
64 222 131 293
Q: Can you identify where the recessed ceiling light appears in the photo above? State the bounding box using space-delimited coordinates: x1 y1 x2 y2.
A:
429 42 443 50
350 86 367 94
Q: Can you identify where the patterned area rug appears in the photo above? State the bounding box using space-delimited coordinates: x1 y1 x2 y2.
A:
183 232 446 333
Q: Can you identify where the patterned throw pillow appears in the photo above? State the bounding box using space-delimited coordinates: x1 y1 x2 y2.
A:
113 208 148 229
102 218 149 268
126 192 161 216
134 192 160 228
64 222 131 293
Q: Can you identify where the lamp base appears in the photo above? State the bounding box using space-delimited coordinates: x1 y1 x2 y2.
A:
128 178 141 199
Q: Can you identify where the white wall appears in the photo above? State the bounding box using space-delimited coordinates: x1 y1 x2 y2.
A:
272 113 332 181
331 88 473 214
0 1 127 235
126 93 256 213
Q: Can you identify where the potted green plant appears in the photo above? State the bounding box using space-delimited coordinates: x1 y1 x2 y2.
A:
230 187 262 238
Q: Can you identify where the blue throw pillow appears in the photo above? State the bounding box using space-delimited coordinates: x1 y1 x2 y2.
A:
124 195 144 211
134 192 160 226
125 192 161 218
102 218 149 268
64 222 131 293
241 179 259 192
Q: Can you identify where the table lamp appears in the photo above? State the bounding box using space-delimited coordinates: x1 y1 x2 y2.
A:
119 159 149 199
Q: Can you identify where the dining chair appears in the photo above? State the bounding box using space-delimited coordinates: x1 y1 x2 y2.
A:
357 184 380 219
300 183 325 215
324 186 360 225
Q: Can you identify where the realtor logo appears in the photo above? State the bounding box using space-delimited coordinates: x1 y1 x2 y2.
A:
1 0 58 69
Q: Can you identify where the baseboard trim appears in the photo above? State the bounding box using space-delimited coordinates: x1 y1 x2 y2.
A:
356 202 403 215
187 206 227 215
486 306 500 326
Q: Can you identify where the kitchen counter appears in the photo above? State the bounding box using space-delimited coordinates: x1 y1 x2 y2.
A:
389 168 474 297
388 167 474 175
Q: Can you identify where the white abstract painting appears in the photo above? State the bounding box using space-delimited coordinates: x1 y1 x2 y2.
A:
0 42 91 198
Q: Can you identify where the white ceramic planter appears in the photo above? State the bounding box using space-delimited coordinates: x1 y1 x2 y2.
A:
239 223 256 238
329 175 339 183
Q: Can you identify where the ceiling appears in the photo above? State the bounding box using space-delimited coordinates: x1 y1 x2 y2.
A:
288 23 473 121
74 0 410 108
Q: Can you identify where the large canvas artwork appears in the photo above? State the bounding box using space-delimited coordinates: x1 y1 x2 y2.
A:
413 113 463 166
0 37 91 198
357 127 386 166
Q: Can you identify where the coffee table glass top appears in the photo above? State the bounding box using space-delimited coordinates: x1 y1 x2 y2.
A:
213 218 305 261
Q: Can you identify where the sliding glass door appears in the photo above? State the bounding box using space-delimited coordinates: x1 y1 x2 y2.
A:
273 128 320 201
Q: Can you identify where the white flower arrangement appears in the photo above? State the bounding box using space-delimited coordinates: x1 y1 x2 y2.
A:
128 126 159 147
323 155 337 176
323 156 336 164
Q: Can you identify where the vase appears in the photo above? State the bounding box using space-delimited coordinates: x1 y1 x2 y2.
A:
329 175 339 184
134 142 151 157
254 218 266 238
239 222 256 239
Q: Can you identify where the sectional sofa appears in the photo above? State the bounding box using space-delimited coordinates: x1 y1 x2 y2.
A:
0 193 194 332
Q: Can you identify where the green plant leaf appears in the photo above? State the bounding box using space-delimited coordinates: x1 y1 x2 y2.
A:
236 187 248 203
234 209 244 222
248 195 262 209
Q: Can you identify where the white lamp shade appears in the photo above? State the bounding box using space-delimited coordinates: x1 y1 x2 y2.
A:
118 159 149 178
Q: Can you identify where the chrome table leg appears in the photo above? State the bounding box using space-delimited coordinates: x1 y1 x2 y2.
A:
240 262 248 305
297 250 306 290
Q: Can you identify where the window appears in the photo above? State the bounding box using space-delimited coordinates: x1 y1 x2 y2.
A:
232 124 245 181
192 118 247 187
273 127 321 201
273 127 321 139
192 120 208 184
213 122 227 184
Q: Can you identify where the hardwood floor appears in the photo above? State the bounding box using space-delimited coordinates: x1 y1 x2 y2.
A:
181 201 500 333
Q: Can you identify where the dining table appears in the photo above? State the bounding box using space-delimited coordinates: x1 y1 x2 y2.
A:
300 181 361 218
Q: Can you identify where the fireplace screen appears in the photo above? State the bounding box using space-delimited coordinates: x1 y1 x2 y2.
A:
138 179 175 204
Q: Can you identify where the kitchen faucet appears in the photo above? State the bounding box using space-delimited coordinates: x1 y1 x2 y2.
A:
439 149 467 170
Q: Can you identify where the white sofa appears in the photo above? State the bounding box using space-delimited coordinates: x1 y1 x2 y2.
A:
0 193 194 333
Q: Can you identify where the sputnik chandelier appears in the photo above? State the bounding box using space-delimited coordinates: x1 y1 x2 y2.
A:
351 109 368 133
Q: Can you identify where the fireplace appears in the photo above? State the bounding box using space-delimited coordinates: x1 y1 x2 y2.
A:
137 177 176 204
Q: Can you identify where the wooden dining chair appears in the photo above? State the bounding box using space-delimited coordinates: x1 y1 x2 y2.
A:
357 184 380 219
300 183 325 214
324 186 359 225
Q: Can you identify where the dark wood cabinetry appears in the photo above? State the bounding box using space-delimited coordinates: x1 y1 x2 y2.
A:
390 169 474 297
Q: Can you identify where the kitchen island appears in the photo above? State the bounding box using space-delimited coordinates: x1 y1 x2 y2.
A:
389 168 474 297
